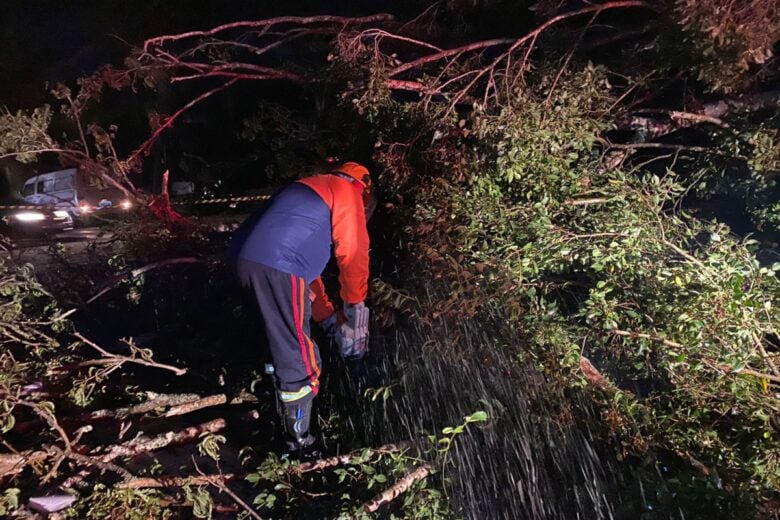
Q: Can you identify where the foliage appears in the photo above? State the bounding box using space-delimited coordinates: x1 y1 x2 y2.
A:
371 278 419 327
113 214 211 261
741 127 780 230
354 52 780 513
0 488 20 516
0 106 56 163
448 166 780 489
74 486 173 519
183 485 214 519
431 411 488 457
0 259 66 429
0 246 207 518
197 433 226 461
673 0 780 92
240 102 344 183
0 1 778 516
680 124 780 234
429 410 489 490
246 447 449 519
747 127 780 176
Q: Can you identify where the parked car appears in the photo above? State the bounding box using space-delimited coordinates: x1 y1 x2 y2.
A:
21 168 133 220
0 197 73 237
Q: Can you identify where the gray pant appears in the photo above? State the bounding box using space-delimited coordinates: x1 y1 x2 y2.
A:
237 259 321 404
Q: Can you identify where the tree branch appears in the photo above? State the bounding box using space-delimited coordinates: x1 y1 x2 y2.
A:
291 443 405 473
721 365 780 385
611 329 780 384
49 445 134 481
389 1 651 78
600 139 744 160
118 473 236 489
86 257 201 305
84 392 202 419
73 331 188 376
389 37 516 78
61 418 226 488
579 355 612 389
164 391 256 417
193 459 264 520
143 14 395 50
611 329 684 348
363 464 432 513
0 148 86 161
128 79 239 164
701 90 780 120
618 90 780 145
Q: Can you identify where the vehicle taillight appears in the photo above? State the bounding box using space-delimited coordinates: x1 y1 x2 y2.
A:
79 203 93 214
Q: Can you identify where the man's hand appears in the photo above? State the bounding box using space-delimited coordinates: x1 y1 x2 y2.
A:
335 302 369 360
318 313 338 338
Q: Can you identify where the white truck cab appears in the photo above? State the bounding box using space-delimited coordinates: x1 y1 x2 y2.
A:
22 168 132 217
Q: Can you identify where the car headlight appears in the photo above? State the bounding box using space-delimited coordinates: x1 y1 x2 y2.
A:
54 210 70 218
120 200 132 210
14 211 46 222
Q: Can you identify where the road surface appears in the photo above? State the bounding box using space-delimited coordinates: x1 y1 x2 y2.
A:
7 213 247 273
6 227 116 272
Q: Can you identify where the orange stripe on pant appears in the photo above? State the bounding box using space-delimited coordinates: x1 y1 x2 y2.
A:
291 276 314 381
297 277 320 379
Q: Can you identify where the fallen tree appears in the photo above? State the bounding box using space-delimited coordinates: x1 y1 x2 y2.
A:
0 0 778 516
0 242 449 518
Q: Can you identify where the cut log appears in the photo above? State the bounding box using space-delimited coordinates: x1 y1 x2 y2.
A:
118 473 236 489
84 391 256 421
101 418 226 459
363 464 432 513
61 418 226 488
164 394 227 416
292 443 405 473
0 453 26 478
125 393 202 416
82 393 202 420
0 451 49 478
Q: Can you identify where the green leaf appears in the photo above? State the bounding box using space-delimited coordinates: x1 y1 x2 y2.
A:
466 410 489 423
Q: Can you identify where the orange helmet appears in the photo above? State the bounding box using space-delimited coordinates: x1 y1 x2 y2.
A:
334 162 371 190
333 161 375 218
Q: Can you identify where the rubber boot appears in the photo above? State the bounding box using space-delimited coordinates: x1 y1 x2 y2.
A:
282 398 316 453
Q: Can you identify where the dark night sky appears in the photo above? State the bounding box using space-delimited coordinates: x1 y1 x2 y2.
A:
0 1 531 192
0 1 412 109
0 1 536 110
1 1 436 191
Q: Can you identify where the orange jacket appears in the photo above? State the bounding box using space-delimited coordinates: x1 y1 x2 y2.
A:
309 276 335 322
298 174 370 305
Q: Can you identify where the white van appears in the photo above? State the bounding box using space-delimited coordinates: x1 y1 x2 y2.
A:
22 168 132 217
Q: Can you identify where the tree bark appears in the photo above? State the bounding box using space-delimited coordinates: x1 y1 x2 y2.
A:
363 464 432 513
621 90 780 142
118 473 236 489
61 418 226 488
292 443 404 473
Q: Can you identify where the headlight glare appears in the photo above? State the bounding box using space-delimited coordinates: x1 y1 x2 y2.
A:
14 212 46 222
54 210 69 218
